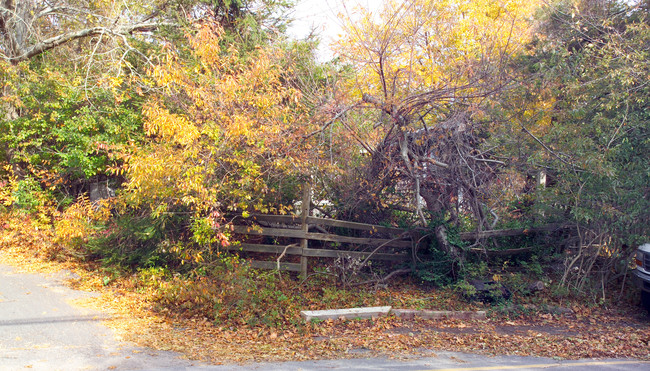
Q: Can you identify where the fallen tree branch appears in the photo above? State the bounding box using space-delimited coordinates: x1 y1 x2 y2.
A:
435 225 464 263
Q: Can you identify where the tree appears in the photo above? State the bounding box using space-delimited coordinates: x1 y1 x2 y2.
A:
516 0 650 295
0 0 294 204
0 0 179 68
0 0 290 64
120 19 320 257
0 0 164 206
499 0 649 293
329 0 538 240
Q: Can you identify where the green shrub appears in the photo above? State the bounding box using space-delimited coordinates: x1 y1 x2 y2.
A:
11 177 48 212
87 210 185 269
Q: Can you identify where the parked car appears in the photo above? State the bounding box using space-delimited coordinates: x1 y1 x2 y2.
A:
633 243 650 310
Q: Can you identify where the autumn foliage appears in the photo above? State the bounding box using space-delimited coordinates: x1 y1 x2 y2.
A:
0 0 649 363
123 21 319 248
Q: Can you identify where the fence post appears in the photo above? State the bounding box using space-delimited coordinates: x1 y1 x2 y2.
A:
300 182 310 277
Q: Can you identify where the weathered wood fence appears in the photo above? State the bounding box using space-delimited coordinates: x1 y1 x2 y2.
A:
226 185 575 275
227 186 413 275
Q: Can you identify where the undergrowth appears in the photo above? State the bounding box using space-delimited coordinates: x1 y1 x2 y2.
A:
0 207 643 332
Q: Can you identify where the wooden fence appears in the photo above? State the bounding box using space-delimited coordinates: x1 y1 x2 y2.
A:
227 186 413 275
227 185 575 275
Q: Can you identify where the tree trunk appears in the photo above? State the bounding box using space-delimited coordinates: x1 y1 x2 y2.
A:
435 225 464 263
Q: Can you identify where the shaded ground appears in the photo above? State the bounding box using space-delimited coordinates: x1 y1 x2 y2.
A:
391 321 582 337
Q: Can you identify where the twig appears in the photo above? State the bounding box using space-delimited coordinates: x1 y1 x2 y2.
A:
360 232 411 268
607 99 628 150
276 243 298 271
520 124 573 166
299 271 337 285
351 268 412 287
413 154 449 168
468 156 506 166
302 103 359 142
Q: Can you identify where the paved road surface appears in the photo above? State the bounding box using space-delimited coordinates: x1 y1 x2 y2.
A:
1 262 648 371
0 263 212 370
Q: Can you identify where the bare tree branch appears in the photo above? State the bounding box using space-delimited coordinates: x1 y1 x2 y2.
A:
5 21 173 63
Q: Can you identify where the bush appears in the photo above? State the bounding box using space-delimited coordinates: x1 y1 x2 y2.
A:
10 177 52 213
55 196 110 251
86 210 186 269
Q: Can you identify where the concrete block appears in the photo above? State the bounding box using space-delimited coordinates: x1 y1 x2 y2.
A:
301 306 392 322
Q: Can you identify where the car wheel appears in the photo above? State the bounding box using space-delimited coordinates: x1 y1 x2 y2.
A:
642 291 650 311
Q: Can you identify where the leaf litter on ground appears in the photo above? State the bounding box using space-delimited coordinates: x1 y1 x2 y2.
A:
1 243 649 364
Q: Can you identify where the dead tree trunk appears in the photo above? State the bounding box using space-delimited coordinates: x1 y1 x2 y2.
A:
435 225 464 264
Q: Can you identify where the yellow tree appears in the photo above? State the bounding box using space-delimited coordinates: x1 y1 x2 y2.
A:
124 20 317 253
331 0 540 255
337 0 536 103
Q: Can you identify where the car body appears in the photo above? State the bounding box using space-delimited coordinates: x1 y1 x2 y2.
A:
633 243 650 310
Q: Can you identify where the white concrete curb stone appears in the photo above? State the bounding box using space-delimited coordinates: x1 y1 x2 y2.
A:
301 306 392 321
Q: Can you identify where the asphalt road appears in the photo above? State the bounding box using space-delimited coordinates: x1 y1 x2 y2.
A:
1 262 648 371
0 263 208 370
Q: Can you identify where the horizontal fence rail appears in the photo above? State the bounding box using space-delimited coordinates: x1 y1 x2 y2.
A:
233 243 409 261
231 225 412 248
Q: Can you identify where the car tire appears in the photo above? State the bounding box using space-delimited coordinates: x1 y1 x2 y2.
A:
642 291 650 312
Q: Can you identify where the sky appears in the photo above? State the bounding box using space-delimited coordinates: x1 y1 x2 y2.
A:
286 0 383 60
